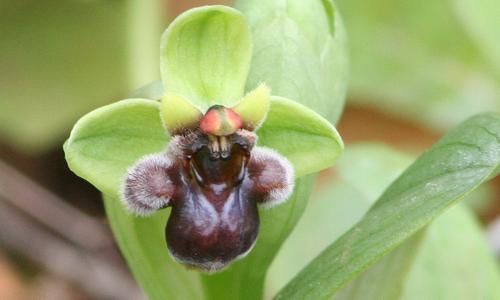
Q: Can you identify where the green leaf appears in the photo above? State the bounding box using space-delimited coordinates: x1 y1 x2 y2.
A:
334 232 425 300
235 0 349 124
275 113 500 299
160 5 252 110
402 205 500 300
258 96 343 177
453 0 500 75
267 143 414 296
64 99 168 197
335 204 500 300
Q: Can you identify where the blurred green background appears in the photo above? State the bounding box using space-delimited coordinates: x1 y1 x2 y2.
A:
0 0 498 299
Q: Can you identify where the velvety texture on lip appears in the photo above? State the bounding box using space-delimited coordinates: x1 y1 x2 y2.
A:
167 143 259 272
123 128 294 272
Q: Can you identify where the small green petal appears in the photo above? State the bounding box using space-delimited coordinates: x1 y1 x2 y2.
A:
258 96 344 177
161 93 203 134
233 83 270 130
160 5 252 110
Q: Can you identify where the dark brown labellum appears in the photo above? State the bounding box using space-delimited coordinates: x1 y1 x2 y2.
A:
123 108 294 272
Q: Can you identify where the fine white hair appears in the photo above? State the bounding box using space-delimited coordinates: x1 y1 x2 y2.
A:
121 153 174 216
251 146 295 209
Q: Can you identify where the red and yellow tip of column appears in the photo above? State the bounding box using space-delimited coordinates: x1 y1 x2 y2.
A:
200 105 243 136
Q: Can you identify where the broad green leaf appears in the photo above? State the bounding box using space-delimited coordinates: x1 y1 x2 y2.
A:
336 0 500 131
402 205 500 300
267 143 414 296
275 113 500 299
160 5 252 110
235 0 349 124
453 0 500 75
258 96 343 177
104 194 203 300
201 175 316 300
64 99 168 196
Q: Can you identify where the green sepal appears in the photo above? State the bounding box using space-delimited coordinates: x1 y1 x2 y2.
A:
160 5 252 110
64 99 169 196
258 96 344 177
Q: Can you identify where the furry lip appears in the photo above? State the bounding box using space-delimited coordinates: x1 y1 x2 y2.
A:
122 106 294 272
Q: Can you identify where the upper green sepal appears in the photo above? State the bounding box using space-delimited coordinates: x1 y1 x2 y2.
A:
160 5 252 110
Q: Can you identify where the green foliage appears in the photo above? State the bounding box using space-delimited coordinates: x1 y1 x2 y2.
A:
276 113 500 299
269 142 500 299
267 144 414 295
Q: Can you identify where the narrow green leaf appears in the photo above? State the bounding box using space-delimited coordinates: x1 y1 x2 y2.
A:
258 96 343 177
402 205 500 300
267 144 414 296
160 5 252 110
64 99 168 196
334 232 424 300
235 0 349 124
335 204 500 300
275 113 500 299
